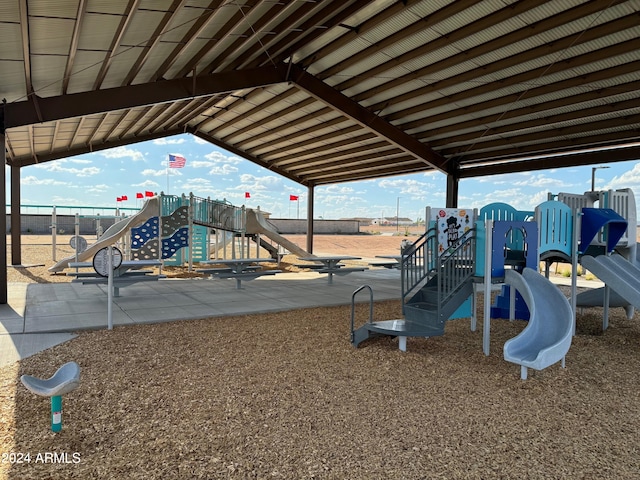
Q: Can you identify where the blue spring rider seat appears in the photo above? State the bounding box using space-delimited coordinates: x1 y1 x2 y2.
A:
20 361 81 432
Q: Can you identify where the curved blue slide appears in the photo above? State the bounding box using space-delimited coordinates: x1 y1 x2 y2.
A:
503 268 573 380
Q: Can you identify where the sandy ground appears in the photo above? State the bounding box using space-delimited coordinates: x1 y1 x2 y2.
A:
1 229 640 479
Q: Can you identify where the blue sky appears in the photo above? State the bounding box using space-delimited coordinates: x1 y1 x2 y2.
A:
12 132 640 221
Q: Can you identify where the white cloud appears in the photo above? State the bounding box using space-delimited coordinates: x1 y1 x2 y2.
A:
513 173 573 188
82 184 110 193
133 180 160 188
209 164 239 175
318 185 355 195
153 137 186 145
193 136 208 145
141 168 168 177
66 158 92 164
204 151 242 164
99 146 145 162
378 177 436 200
608 162 640 189
239 174 282 191
21 176 71 186
32 159 100 177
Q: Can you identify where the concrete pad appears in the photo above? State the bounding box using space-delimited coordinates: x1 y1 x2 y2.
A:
0 333 77 367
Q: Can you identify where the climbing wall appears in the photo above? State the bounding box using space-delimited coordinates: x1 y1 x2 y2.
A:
129 199 209 264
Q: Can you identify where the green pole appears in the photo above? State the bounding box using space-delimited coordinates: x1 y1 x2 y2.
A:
51 395 62 432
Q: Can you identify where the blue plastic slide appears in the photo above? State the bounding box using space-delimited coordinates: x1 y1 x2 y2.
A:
580 254 640 310
503 268 573 380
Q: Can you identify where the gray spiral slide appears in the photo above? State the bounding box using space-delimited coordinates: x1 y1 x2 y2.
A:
503 268 573 380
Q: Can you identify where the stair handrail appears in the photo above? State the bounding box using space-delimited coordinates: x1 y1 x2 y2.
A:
401 226 438 302
401 226 476 312
350 285 374 344
437 228 477 307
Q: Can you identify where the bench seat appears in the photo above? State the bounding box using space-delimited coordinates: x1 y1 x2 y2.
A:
318 267 368 275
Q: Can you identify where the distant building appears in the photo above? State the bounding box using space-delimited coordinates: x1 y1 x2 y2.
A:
371 216 413 226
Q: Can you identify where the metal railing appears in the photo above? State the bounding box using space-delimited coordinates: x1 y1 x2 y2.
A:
401 226 438 302
401 226 476 310
190 195 245 233
438 229 476 307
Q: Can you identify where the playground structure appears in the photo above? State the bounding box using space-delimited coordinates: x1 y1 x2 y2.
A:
49 193 310 274
351 188 637 379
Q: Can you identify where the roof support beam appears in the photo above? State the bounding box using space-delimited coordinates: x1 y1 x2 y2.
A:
0 132 6 303
4 66 287 129
288 64 449 174
459 145 640 178
16 129 181 167
446 173 459 208
186 127 305 186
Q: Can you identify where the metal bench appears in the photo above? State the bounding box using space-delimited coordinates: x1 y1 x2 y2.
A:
216 269 282 289
294 263 344 269
368 261 398 269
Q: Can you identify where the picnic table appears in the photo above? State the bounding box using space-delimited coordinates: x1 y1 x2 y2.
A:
296 255 368 284
197 258 281 289
67 259 164 295
369 254 404 269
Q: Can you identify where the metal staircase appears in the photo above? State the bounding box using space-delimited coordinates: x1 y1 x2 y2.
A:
351 226 476 348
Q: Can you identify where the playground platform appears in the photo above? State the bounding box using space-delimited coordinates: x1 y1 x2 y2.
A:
0 269 402 366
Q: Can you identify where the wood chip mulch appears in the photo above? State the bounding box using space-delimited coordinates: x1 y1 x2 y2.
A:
2 235 640 478
1 299 639 479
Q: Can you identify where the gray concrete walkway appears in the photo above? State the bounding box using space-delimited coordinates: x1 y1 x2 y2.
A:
0 269 402 367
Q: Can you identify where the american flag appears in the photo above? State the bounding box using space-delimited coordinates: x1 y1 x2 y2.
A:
168 153 186 168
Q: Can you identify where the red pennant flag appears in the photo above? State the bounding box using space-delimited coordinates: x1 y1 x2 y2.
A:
136 192 143 199
121 195 128 201
145 191 154 197
245 192 251 199
289 195 299 201
116 197 122 202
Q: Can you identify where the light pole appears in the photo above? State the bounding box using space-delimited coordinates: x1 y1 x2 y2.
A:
591 166 609 191
396 197 400 231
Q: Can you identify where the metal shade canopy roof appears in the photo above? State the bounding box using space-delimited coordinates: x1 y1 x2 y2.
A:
2 0 640 186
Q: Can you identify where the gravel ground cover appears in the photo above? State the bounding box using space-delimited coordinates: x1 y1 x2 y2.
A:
1 234 639 479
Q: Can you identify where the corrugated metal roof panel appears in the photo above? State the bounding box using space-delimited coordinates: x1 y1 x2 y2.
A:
0 2 20 22
86 1 130 16
29 0 81 18
0 23 24 61
120 10 169 47
139 0 175 11
0 61 28 101
30 17 75 56
31 56 67 97
128 43 180 85
78 12 126 51
100 47 146 89
66 50 108 94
